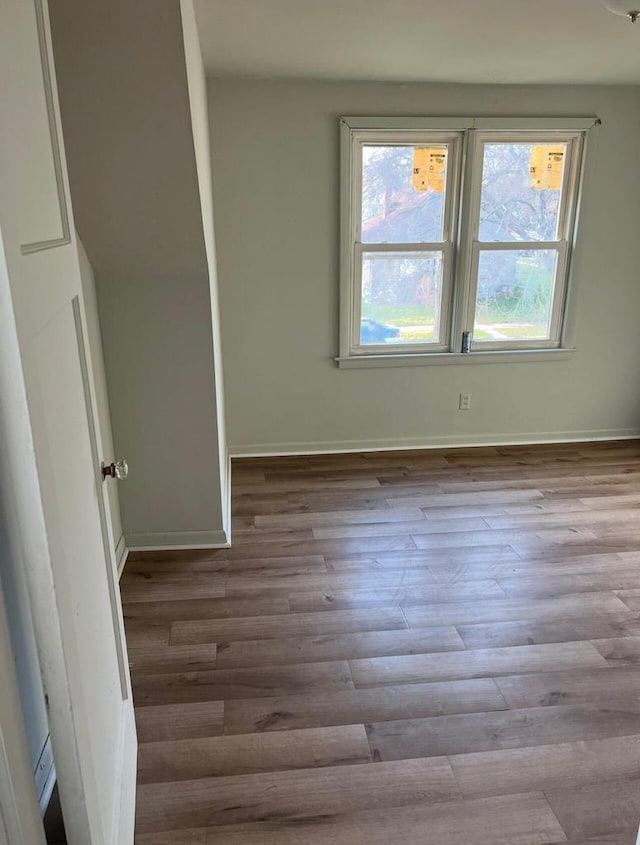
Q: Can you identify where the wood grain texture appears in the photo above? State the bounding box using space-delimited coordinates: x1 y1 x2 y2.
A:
222 678 508 735
366 702 640 760
495 666 640 709
124 596 290 622
349 641 607 687
132 660 354 705
591 636 640 665
126 554 328 575
198 792 566 845
135 832 205 845
127 643 218 674
123 441 640 844
171 607 408 644
450 735 640 798
425 551 636 583
285 579 506 611
136 757 459 832
135 701 224 743
457 613 640 650
327 544 521 571
403 592 630 627
121 579 225 603
137 724 371 783
544 780 640 840
215 626 465 669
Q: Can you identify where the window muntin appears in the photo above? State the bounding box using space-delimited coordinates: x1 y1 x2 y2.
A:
340 119 588 362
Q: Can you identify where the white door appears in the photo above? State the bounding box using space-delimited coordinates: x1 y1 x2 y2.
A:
0 1 137 843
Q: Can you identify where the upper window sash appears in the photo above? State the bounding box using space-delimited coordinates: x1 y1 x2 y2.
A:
353 132 463 246
468 130 585 245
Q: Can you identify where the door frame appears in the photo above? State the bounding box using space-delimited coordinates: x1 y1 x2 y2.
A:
0 227 49 844
0 576 46 845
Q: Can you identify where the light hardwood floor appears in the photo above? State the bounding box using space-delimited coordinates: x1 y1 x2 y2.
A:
123 440 640 844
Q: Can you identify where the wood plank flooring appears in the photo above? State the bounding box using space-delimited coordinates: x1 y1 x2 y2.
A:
122 440 640 844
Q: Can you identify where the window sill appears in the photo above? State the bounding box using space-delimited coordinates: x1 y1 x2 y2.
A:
335 348 576 369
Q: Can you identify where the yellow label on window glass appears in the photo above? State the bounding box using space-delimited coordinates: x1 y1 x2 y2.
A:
530 145 565 190
412 147 447 193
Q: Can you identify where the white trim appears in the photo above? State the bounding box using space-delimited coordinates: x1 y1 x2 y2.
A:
224 450 232 545
230 430 640 458
115 711 136 845
339 116 594 365
20 0 70 254
125 529 230 551
0 579 46 844
461 130 585 351
115 534 128 579
340 123 463 358
337 347 575 368
561 121 598 350
341 116 599 132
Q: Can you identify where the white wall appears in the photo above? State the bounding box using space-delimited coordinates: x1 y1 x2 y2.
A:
97 273 226 547
180 0 230 535
50 0 230 548
209 80 640 454
49 1 208 278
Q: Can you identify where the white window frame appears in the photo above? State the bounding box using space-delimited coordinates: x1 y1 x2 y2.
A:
349 130 463 355
338 116 595 368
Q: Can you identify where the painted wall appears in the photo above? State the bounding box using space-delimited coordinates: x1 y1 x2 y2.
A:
208 80 640 454
49 1 207 278
180 0 230 534
50 0 229 548
98 273 226 546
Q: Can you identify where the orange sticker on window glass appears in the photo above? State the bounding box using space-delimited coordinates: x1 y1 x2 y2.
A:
530 145 565 190
413 147 447 193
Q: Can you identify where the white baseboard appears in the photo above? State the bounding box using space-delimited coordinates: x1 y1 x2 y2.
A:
115 533 128 578
125 528 230 551
230 428 640 458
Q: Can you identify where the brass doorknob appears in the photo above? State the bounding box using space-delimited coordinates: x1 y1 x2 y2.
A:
101 460 128 481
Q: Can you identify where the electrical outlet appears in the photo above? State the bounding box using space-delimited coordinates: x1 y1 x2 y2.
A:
459 393 472 411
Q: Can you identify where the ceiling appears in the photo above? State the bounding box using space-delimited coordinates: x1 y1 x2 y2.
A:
193 0 640 85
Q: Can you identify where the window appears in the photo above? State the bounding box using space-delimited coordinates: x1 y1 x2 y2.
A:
338 117 593 367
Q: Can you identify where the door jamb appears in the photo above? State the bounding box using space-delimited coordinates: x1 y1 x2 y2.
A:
0 569 46 844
